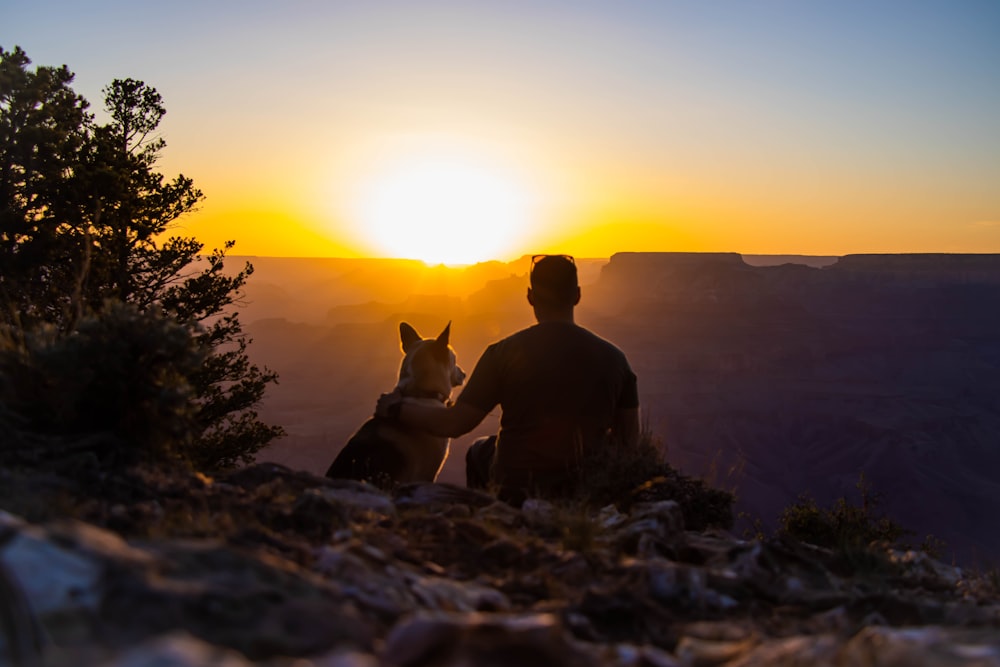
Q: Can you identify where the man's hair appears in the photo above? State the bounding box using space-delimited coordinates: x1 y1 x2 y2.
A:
530 255 578 307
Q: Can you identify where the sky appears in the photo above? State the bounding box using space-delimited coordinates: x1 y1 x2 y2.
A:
4 1 1000 263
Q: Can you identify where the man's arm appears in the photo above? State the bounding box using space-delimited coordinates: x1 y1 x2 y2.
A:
376 391 488 438
613 407 640 448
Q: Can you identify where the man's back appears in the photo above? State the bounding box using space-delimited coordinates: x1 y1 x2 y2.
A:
458 321 638 491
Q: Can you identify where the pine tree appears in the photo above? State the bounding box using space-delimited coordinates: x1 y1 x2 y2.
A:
0 46 283 469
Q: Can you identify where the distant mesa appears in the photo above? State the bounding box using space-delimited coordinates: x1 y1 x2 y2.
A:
829 253 1000 284
599 251 1000 287
609 251 748 268
742 254 839 268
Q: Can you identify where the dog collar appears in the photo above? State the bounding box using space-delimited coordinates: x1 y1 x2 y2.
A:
403 388 450 404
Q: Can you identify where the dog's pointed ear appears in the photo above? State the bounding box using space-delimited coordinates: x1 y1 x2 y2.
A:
430 322 452 362
436 321 451 346
399 322 422 352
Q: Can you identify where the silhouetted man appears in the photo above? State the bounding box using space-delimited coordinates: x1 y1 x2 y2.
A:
376 254 639 504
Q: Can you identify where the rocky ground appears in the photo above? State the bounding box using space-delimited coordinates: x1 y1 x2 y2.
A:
1 463 999 666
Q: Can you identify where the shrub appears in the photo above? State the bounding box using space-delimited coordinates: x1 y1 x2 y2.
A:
0 302 205 469
577 431 735 530
778 473 910 551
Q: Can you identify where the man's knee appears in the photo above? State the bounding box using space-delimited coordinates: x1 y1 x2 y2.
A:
465 436 496 490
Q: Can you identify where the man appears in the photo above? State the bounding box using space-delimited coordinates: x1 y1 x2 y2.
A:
376 254 639 504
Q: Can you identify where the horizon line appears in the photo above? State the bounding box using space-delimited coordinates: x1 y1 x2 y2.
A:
210 250 1000 265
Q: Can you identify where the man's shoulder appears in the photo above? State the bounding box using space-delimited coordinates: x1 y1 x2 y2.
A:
490 323 550 347
503 323 630 359
575 326 635 375
570 324 630 357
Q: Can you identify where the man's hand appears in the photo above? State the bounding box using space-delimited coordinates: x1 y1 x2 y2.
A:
375 388 403 419
375 392 488 438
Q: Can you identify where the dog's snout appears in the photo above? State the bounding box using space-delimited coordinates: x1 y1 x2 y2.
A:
452 366 466 386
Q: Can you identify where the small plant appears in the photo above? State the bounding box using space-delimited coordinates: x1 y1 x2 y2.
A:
987 568 1000 595
919 534 947 561
576 429 669 507
738 511 767 541
552 503 602 553
576 430 735 530
778 473 911 552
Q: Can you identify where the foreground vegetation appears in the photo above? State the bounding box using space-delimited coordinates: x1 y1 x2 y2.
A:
1 46 282 471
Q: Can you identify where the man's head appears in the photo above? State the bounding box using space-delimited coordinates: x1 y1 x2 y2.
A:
528 254 580 315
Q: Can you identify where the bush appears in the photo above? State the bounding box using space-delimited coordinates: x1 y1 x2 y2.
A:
577 431 735 530
778 473 910 551
0 302 205 469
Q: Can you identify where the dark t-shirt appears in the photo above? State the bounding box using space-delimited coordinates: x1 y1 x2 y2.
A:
457 321 638 491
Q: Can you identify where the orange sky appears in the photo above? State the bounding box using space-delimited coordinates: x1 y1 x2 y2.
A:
6 2 999 263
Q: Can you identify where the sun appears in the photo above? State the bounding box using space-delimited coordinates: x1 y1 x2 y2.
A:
351 151 537 265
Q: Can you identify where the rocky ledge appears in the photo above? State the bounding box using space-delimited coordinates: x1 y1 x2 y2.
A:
1 463 998 666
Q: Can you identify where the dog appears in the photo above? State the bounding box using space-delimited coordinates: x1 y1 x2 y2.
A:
325 321 465 487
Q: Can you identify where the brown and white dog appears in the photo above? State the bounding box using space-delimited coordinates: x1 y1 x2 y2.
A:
325 322 465 487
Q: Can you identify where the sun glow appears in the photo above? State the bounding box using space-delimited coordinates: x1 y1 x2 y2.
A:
350 150 538 265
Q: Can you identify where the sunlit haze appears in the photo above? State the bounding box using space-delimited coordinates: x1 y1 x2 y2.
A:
4 1 999 259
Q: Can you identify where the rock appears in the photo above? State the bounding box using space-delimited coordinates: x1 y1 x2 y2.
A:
310 650 381 667
382 612 599 667
628 560 738 613
0 560 46 667
602 643 682 667
719 537 839 605
2 459 1000 666
313 544 417 621
571 586 676 648
408 575 510 612
0 513 378 660
103 632 251 667
286 488 350 540
314 484 396 517
675 634 759 666
725 635 841 666
521 498 556 524
1 522 105 616
615 500 684 556
0 512 156 652
890 548 964 589
393 482 496 509
840 626 1000 667
596 504 628 530
219 462 324 492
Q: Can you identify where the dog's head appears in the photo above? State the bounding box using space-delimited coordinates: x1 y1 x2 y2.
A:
396 321 466 401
